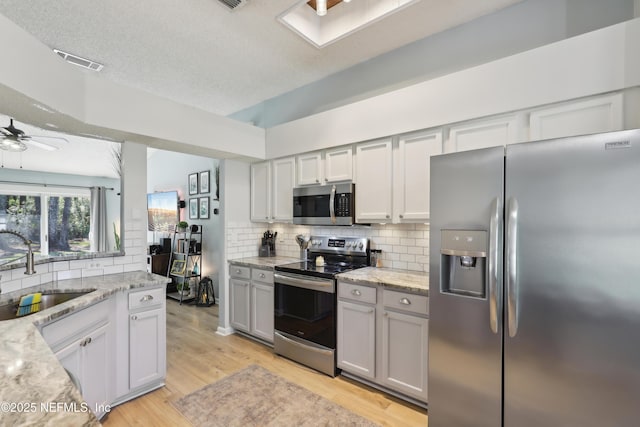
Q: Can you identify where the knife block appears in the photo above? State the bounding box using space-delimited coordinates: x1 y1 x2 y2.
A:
259 237 276 257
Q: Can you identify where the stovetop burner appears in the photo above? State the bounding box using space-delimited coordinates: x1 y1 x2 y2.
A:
276 235 370 279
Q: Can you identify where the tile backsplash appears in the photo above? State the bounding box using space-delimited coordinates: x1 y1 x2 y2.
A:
227 222 430 272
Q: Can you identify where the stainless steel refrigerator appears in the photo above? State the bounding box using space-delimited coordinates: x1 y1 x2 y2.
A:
428 129 640 427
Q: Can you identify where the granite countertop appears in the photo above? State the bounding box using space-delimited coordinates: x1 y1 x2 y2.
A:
337 267 429 295
0 271 169 426
228 256 301 270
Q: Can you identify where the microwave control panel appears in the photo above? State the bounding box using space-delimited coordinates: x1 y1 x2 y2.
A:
336 193 352 217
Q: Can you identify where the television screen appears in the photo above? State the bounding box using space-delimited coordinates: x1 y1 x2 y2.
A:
147 191 179 232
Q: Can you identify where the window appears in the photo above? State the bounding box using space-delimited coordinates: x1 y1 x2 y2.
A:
0 188 91 265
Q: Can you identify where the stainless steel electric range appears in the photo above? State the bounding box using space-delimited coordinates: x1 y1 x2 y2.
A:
274 235 369 377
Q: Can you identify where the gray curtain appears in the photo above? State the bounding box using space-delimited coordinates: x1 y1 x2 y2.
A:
90 186 108 252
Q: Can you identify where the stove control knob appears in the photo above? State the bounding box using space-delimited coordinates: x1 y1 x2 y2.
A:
358 242 364 249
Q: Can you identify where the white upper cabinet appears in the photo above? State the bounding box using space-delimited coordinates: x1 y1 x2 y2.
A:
324 146 353 183
297 152 323 185
529 93 623 141
250 161 271 222
251 157 295 223
356 138 393 223
395 130 442 222
297 146 354 185
271 157 295 222
446 115 518 153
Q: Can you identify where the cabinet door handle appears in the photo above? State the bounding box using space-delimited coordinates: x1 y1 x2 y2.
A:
400 297 411 305
351 289 361 296
315 179 319 183
140 295 154 302
86 337 92 345
385 215 390 219
259 273 265 278
236 269 241 274
80 338 86 347
399 214 404 219
131 315 138 320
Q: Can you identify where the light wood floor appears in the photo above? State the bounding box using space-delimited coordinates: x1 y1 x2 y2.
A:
103 299 428 426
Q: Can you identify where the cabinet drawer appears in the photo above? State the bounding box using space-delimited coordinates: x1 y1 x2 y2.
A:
382 289 428 316
251 268 273 284
42 298 110 350
129 287 165 311
338 281 376 304
229 264 250 279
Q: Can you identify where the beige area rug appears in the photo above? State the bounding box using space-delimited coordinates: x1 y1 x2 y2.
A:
172 365 379 427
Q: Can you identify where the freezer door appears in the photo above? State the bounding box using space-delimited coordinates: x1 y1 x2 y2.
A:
504 129 640 427
429 146 504 427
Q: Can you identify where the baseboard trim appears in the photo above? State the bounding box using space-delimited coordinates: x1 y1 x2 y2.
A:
216 326 234 336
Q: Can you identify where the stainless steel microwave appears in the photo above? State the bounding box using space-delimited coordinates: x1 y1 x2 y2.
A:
293 182 355 226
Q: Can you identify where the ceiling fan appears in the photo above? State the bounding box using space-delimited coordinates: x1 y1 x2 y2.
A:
0 118 68 152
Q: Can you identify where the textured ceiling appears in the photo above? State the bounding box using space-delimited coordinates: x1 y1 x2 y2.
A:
0 0 521 117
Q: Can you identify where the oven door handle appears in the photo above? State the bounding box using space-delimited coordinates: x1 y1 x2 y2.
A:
274 273 335 293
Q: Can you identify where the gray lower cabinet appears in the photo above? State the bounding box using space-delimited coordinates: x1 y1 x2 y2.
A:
337 280 428 405
337 281 377 379
381 307 428 401
230 277 251 332
229 263 274 344
41 298 114 419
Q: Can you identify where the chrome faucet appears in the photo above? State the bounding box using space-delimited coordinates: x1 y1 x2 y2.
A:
0 230 36 275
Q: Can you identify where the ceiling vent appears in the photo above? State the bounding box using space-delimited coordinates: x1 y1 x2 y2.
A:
216 0 248 11
53 49 104 72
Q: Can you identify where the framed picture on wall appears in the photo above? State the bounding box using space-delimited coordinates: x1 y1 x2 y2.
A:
199 170 210 194
188 173 199 195
199 197 210 219
189 198 199 219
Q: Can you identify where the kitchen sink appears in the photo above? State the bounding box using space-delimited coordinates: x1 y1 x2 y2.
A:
0 290 96 321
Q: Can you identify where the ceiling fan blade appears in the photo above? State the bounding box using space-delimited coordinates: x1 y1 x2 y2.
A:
28 135 69 143
22 138 59 151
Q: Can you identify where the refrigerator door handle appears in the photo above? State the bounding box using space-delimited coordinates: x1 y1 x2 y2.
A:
506 197 519 337
488 197 501 334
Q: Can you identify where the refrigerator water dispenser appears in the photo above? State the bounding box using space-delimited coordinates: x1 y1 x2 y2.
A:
440 230 488 298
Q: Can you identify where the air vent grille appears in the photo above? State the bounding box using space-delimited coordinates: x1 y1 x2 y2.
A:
217 0 247 10
53 49 104 72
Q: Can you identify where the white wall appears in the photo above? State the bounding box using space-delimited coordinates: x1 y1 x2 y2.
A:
147 149 222 300
232 0 635 128
266 18 640 159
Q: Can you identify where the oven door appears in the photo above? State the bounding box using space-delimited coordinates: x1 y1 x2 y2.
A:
274 272 336 349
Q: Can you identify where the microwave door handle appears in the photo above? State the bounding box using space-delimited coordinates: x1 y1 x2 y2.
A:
330 185 336 224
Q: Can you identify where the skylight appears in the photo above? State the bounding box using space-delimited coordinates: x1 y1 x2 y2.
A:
278 0 421 48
